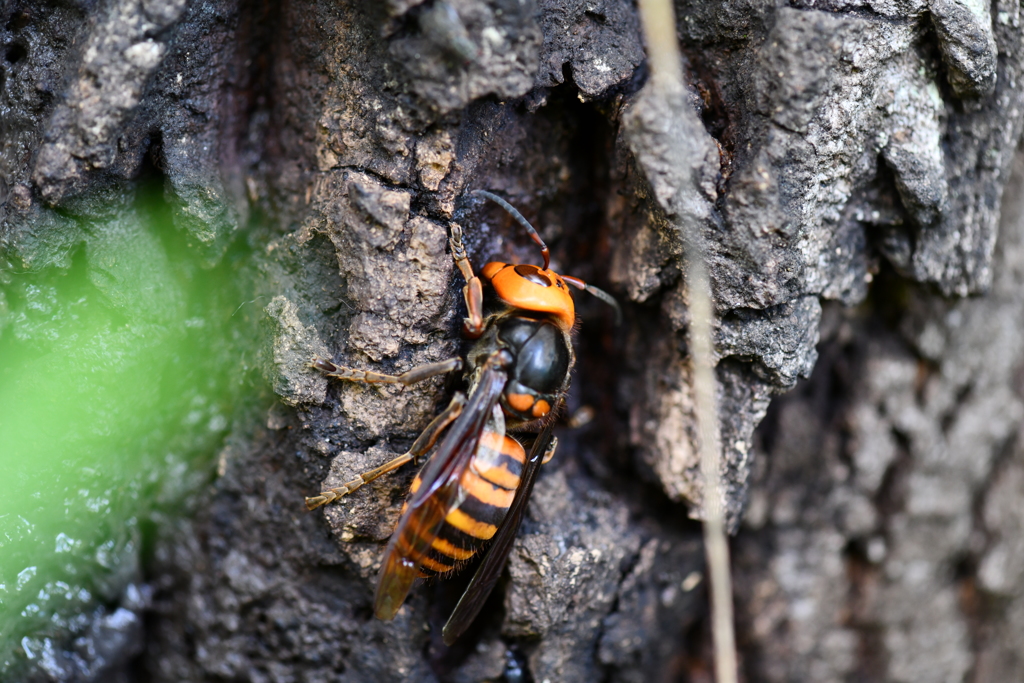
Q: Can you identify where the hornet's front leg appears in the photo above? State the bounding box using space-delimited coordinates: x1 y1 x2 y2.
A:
449 223 485 338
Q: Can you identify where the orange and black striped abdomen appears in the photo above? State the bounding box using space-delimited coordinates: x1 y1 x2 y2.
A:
402 431 527 576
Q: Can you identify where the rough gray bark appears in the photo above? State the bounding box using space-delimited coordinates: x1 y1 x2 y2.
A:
4 0 1024 681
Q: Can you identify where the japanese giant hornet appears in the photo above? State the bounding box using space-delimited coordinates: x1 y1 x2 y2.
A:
305 190 618 645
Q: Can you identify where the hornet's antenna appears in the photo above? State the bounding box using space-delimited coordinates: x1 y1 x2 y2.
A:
472 190 550 271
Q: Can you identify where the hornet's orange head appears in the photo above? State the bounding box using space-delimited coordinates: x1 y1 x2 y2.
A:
481 262 575 331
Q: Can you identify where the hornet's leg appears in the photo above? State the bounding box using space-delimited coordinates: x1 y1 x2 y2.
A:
449 223 485 338
305 393 468 510
541 436 558 465
311 357 462 385
566 406 595 429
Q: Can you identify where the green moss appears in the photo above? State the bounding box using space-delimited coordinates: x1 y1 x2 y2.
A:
0 187 263 676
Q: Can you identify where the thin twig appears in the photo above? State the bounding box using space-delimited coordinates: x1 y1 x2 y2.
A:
689 256 738 683
636 0 739 681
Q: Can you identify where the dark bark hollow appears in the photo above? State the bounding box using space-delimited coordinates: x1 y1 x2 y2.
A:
4 0 1024 681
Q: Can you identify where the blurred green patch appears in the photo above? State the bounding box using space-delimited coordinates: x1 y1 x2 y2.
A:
0 186 263 676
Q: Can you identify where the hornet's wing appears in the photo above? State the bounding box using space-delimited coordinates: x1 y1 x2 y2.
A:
374 353 509 620
441 408 559 645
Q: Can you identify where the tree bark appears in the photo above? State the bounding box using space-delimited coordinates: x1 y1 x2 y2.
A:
4 0 1024 681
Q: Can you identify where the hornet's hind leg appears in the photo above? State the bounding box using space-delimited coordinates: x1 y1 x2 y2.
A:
305 393 467 510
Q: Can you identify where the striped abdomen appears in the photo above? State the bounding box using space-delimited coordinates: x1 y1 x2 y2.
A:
402 430 526 576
